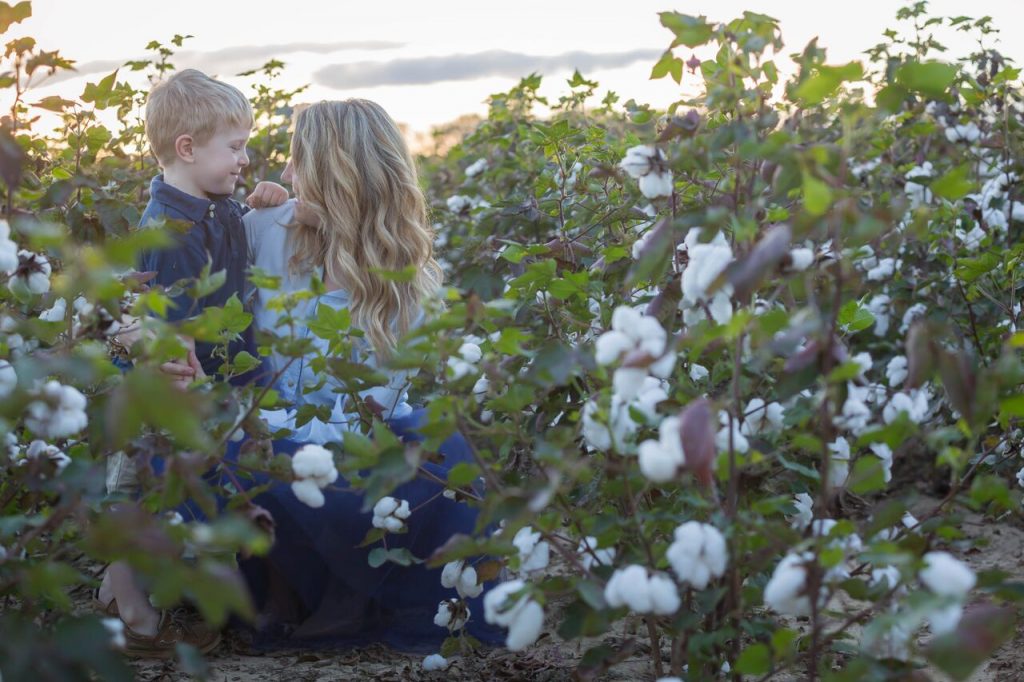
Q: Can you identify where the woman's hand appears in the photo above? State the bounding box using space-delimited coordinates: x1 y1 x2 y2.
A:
246 181 290 209
159 336 206 390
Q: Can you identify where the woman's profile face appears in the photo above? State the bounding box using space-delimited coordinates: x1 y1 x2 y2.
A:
281 159 299 197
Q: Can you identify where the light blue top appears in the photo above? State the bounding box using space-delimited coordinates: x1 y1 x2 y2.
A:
244 201 416 443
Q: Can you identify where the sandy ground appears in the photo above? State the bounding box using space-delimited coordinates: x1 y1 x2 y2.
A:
114 499 1024 682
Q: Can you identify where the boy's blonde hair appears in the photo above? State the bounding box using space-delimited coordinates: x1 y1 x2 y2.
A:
286 99 443 357
145 69 253 165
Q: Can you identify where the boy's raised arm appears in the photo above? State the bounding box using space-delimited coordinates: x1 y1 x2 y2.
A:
245 181 289 209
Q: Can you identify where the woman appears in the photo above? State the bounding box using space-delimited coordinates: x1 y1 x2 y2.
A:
226 99 497 650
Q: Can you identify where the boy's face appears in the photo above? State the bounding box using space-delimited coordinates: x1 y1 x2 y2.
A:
190 125 251 196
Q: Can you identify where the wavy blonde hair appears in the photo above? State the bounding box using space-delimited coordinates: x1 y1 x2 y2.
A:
287 100 443 356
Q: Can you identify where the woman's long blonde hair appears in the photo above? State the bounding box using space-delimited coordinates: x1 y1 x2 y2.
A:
287 99 443 356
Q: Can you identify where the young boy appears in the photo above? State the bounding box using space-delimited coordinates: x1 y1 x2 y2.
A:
100 68 287 657
138 68 287 385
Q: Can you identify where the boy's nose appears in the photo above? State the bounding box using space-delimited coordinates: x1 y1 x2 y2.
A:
239 150 250 167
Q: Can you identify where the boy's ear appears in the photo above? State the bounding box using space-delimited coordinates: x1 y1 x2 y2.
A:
174 134 196 163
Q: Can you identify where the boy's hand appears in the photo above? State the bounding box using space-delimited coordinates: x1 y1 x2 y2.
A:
246 181 289 209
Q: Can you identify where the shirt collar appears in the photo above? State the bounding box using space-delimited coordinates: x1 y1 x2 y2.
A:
150 174 232 223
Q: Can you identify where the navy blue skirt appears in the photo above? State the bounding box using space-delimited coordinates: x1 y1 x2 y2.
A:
156 407 502 652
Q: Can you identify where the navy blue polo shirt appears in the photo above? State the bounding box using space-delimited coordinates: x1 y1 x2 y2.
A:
138 174 259 386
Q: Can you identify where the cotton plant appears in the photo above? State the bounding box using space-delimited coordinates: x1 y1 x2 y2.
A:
789 492 815 530
714 410 750 456
739 398 786 437
483 580 545 651
604 564 680 615
619 145 673 199
372 496 411 532
12 440 72 477
290 444 339 508
464 157 489 178
0 220 18 275
446 194 490 215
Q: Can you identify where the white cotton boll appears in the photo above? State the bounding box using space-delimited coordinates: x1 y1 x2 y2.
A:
595 330 633 365
900 303 927 334
0 360 16 399
869 443 894 483
0 221 17 274
8 250 52 296
291 478 325 508
483 580 544 650
835 391 872 435
764 553 826 616
513 526 550 576
434 600 469 630
867 294 891 337
447 195 473 213
886 356 908 387
945 122 981 143
441 560 483 599
741 398 786 436
604 565 680 615
611 305 643 332
791 492 814 530
465 158 489 178
581 396 636 453
102 617 126 649
689 364 709 382
423 654 450 671
39 298 67 323
612 367 648 401
812 518 863 554
577 536 616 570
920 551 976 597
828 437 851 488
871 565 901 591
637 415 685 483
788 248 814 271
619 145 659 179
883 391 929 424
666 521 728 590
291 444 338 487
23 440 71 475
984 207 1008 232
25 381 88 439
928 603 964 636
851 352 873 376
681 242 733 306
458 342 482 364
866 258 896 281
633 377 668 421
715 412 749 455
1016 467 1024 488
372 496 411 532
639 171 673 199
706 290 733 325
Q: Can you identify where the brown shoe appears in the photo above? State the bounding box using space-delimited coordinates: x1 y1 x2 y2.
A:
121 609 221 659
92 588 119 617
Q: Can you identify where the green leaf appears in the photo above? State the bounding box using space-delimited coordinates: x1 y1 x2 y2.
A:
0 1 31 33
848 456 887 495
802 171 833 216
838 300 875 334
897 60 959 98
650 51 683 84
659 12 714 48
793 62 863 105
735 643 771 675
930 164 976 201
447 462 481 487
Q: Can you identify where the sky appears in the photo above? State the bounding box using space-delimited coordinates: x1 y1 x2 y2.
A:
8 0 1024 140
